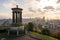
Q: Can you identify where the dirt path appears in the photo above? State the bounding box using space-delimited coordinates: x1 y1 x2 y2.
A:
1 34 43 40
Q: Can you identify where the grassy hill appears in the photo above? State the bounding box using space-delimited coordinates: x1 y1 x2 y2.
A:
31 32 58 40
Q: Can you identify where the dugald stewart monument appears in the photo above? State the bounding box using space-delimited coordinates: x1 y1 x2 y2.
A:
6 5 24 36
11 5 23 26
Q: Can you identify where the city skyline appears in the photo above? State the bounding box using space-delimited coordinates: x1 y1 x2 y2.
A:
0 0 60 20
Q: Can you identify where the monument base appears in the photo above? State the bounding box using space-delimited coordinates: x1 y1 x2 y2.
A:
7 26 25 36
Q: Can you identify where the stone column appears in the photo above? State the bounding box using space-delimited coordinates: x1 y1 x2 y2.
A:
12 12 15 23
16 12 17 23
20 12 22 23
8 28 10 36
17 27 19 36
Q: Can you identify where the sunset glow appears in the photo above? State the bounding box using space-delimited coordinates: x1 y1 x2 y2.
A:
0 0 60 20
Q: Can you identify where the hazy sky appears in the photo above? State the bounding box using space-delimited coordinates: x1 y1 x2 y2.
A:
0 0 60 20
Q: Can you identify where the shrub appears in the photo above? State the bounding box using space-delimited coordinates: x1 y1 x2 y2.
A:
41 28 50 36
50 30 60 40
27 22 34 31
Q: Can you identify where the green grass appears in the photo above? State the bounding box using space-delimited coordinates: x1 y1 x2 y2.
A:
0 33 18 37
31 32 58 40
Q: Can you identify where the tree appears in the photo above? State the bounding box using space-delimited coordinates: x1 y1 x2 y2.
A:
27 22 34 31
57 32 60 40
41 28 50 35
50 30 60 40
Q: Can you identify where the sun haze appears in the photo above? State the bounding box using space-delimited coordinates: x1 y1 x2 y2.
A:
0 0 60 20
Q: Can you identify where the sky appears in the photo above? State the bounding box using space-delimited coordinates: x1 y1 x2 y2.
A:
0 0 60 20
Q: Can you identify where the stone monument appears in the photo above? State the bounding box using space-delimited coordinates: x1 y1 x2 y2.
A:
11 5 23 26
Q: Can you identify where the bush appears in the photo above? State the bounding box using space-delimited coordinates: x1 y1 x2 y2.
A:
41 28 50 36
56 33 60 40
0 29 7 33
0 26 7 33
27 22 34 31
50 30 60 40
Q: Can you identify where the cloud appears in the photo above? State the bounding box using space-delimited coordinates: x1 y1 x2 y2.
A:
0 12 11 19
43 6 55 12
28 6 46 15
3 0 23 9
57 0 60 3
28 7 36 13
35 0 41 2
43 6 54 9
3 0 16 9
37 8 42 12
1 0 60 19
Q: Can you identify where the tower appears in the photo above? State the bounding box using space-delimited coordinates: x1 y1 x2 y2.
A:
11 5 23 26
43 17 45 22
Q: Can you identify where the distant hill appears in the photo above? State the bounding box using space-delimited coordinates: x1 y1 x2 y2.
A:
0 18 43 26
0 18 60 26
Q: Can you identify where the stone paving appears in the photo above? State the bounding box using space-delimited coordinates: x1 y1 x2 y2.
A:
0 34 43 40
